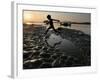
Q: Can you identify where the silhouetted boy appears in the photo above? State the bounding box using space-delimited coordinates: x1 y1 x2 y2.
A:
44 15 60 34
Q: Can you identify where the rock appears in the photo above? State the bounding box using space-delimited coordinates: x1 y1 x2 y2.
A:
32 50 40 57
23 59 43 69
34 46 40 50
23 50 30 54
45 34 50 39
42 46 48 51
60 55 68 60
52 58 60 67
40 53 51 59
40 63 52 68
78 31 84 35
54 48 60 52
37 45 42 49
65 56 75 67
23 61 32 69
41 58 53 63
59 59 66 67
68 56 75 61
23 44 27 48
51 54 61 59
23 51 33 59
47 47 54 52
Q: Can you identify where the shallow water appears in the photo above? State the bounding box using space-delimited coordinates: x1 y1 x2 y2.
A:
53 23 90 35
71 24 90 35
47 34 79 56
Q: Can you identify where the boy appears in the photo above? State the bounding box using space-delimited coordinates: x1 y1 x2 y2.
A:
44 15 60 34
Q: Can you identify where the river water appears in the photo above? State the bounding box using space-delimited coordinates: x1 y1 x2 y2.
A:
52 23 90 35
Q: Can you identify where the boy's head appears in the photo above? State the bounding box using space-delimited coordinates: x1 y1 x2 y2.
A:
47 15 51 20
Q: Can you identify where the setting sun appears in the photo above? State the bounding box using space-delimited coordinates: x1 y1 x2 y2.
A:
23 11 46 24
23 11 34 23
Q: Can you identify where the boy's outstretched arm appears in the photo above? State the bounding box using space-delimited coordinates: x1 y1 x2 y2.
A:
52 19 60 22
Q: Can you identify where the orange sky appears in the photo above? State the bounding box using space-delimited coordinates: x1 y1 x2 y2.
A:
23 10 90 24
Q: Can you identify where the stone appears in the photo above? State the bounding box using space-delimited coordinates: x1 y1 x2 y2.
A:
23 51 33 59
52 58 60 67
23 59 43 69
54 48 60 52
60 55 68 60
40 63 52 68
65 56 75 67
42 46 48 51
32 50 40 56
34 46 40 50
41 58 53 63
51 54 61 59
23 50 29 54
40 53 51 59
24 47 32 51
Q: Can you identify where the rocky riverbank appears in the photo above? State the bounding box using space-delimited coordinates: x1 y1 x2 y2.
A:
23 26 91 69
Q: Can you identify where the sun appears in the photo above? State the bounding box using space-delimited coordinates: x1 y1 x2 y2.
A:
23 11 45 24
23 12 34 23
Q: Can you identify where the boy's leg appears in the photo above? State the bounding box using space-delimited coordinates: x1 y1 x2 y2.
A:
52 27 60 35
52 27 57 32
45 27 51 35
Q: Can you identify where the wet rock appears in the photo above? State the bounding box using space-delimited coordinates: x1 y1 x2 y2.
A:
31 59 43 68
39 51 46 55
54 48 60 52
47 47 54 51
32 50 40 56
52 58 60 67
23 59 43 69
34 46 40 50
37 45 42 49
40 53 51 59
45 34 50 39
24 47 32 51
27 50 40 59
42 46 48 51
41 58 54 63
23 61 32 69
51 54 60 59
78 31 84 36
23 44 27 48
23 51 33 59
40 63 52 68
60 55 68 60
23 50 30 54
51 55 58 59
39 43 45 46
65 56 75 67
59 59 66 67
